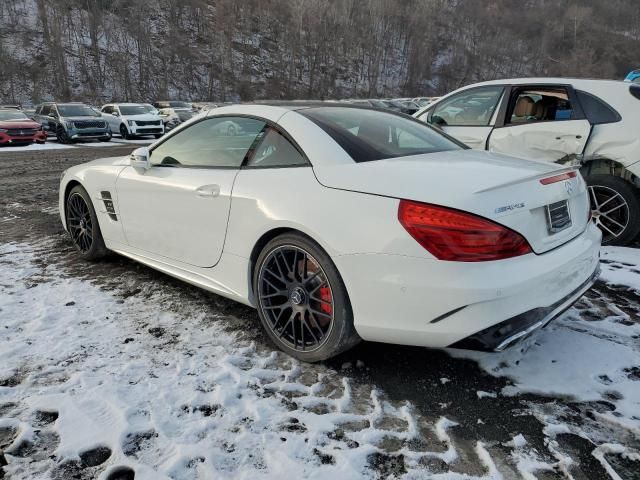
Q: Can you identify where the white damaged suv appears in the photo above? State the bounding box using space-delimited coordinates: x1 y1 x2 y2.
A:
101 103 165 140
414 79 640 245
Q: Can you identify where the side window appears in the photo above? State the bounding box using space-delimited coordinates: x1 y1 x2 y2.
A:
150 117 266 168
507 87 573 124
430 86 504 127
102 106 112 114
41 105 50 116
35 106 41 115
576 90 620 125
247 127 307 168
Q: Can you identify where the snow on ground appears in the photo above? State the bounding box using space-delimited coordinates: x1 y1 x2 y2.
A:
82 138 154 147
0 142 74 152
1 241 521 480
600 247 640 291
0 137 152 153
450 246 640 436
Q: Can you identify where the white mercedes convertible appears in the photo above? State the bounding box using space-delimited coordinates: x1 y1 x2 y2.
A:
59 104 601 362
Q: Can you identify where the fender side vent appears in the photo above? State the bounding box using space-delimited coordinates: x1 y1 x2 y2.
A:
100 190 117 221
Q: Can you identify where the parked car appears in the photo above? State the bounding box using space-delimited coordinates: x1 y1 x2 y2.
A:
414 78 640 245
412 97 439 107
158 108 195 131
101 103 164 139
152 100 195 112
624 69 640 83
0 108 47 146
59 104 600 362
390 99 420 114
34 102 111 144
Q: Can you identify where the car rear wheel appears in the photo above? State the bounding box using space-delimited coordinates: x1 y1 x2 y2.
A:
66 185 108 261
119 124 131 140
254 233 360 362
586 174 640 246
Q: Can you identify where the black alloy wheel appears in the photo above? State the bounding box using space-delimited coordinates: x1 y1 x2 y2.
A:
258 245 334 352
65 185 108 260
254 233 359 362
67 192 94 253
56 125 71 144
120 124 131 139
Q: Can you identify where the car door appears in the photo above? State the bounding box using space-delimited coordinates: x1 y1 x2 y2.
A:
115 115 267 267
418 86 505 149
487 85 591 163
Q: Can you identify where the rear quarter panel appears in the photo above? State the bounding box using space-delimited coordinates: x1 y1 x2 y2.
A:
225 166 424 259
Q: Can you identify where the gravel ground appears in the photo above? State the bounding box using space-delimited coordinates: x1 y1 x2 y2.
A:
0 145 638 479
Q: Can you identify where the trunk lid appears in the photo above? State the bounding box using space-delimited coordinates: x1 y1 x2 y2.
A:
314 150 590 254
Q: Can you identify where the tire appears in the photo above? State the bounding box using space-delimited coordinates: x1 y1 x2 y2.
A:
119 124 130 140
65 185 108 261
56 126 71 144
253 233 360 362
585 174 640 246
154 134 163 139
98 136 112 142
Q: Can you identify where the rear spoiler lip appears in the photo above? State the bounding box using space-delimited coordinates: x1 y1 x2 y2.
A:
474 166 580 193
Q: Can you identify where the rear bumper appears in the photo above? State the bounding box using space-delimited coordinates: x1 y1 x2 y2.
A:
334 222 602 350
450 264 600 351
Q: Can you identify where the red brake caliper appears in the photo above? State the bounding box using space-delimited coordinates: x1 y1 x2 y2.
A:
319 286 332 314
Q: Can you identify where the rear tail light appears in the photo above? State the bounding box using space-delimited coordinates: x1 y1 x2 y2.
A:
540 171 577 185
398 200 532 262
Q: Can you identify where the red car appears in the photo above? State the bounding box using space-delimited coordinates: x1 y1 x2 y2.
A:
0 109 47 146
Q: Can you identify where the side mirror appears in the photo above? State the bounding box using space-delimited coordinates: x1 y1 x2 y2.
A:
112 111 120 117
49 112 58 118
430 115 447 127
130 147 150 170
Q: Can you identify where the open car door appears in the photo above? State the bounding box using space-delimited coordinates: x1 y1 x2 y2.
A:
488 85 591 163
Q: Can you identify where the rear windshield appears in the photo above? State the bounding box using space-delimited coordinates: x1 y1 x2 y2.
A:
57 105 100 117
119 105 151 116
299 107 463 162
0 110 29 121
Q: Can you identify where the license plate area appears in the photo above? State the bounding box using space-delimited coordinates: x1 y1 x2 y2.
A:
546 200 572 233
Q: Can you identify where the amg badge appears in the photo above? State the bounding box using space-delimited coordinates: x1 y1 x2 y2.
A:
494 202 525 214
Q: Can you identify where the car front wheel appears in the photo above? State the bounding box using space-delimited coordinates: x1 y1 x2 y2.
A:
254 233 360 362
56 126 71 144
120 124 131 140
586 174 640 246
66 185 108 260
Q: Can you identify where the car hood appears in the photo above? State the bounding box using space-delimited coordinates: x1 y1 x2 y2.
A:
313 149 588 253
0 119 40 129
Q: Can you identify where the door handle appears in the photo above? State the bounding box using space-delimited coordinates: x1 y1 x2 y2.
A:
555 135 582 140
195 184 220 198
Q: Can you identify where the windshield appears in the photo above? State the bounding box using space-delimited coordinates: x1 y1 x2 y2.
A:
170 101 191 108
0 110 30 121
300 107 463 162
57 105 101 117
119 105 152 116
177 111 194 121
